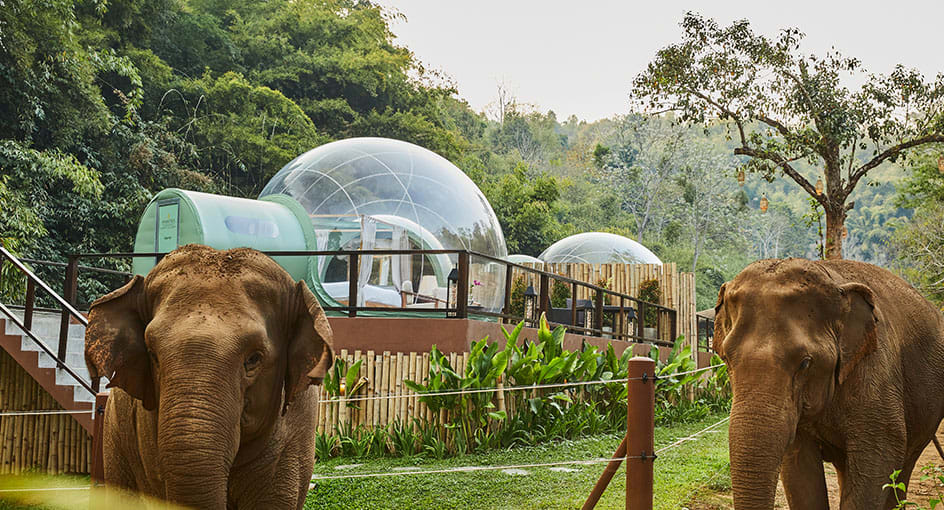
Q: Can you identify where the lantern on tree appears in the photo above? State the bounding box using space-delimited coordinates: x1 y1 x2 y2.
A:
938 155 944 174
759 194 769 213
842 225 848 239
815 178 823 196
737 169 745 186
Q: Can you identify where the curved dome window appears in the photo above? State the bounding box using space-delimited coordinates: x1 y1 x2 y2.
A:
507 254 544 265
260 137 508 312
539 232 662 265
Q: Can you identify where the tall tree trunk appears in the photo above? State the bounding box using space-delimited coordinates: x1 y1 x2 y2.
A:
824 203 845 260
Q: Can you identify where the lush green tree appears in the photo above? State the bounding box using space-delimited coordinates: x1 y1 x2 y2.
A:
169 71 327 195
485 164 563 256
892 150 944 305
633 12 944 259
593 116 689 241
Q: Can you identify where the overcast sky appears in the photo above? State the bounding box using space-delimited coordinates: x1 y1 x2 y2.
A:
374 1 944 122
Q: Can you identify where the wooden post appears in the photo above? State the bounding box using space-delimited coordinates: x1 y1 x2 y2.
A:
538 273 550 320
348 254 359 317
91 393 107 484
24 279 35 330
570 282 578 329
594 285 604 333
58 256 79 362
582 436 628 510
626 357 655 510
456 252 469 319
503 264 513 322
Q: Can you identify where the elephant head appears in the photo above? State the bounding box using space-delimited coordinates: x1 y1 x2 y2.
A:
84 245 333 508
713 259 880 509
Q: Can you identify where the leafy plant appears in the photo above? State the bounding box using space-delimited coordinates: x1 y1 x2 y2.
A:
314 432 337 461
638 278 662 327
510 275 526 318
323 358 365 407
550 276 571 308
883 466 944 510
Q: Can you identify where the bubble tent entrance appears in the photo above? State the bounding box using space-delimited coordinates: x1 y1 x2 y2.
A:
260 137 508 314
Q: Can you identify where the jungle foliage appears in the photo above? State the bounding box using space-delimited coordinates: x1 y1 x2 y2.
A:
0 3 934 310
316 315 729 459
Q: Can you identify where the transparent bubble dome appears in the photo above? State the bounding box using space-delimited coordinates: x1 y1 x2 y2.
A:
260 137 508 312
539 232 662 265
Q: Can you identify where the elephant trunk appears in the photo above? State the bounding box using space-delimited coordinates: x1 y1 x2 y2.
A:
157 361 241 509
729 392 796 510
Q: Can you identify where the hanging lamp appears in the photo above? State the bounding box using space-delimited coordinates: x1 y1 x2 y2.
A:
759 194 769 213
737 169 745 186
815 178 823 195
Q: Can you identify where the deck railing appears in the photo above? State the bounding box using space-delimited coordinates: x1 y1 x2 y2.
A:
1 248 681 398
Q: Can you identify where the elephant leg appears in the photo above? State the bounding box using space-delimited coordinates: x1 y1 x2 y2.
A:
781 434 829 509
837 448 907 510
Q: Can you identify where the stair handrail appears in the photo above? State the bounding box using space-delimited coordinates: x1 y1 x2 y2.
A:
0 246 95 396
0 246 88 326
0 302 95 396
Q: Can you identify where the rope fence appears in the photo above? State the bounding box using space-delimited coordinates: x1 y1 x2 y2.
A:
320 363 726 403
308 414 731 482
0 409 95 417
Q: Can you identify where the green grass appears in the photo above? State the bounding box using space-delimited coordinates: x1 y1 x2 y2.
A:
305 413 730 510
0 474 89 510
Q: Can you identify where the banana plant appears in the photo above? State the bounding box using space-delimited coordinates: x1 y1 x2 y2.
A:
322 359 366 407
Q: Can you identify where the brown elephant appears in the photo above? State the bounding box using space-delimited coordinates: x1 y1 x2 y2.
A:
84 245 334 509
715 258 944 509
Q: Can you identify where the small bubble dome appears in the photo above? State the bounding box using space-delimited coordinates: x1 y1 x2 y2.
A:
539 232 662 265
260 137 508 312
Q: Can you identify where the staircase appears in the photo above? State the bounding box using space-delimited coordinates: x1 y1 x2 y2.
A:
2 310 106 404
0 246 113 434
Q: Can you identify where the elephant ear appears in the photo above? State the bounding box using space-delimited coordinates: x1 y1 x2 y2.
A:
712 283 728 359
283 281 334 415
84 275 157 410
837 282 880 385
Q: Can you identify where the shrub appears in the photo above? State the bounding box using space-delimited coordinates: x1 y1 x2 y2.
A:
638 278 662 326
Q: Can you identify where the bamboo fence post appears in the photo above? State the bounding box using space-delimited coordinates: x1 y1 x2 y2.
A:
380 352 390 428
396 352 405 425
338 349 351 430
365 350 375 429
421 352 431 425
353 350 362 428
407 353 417 429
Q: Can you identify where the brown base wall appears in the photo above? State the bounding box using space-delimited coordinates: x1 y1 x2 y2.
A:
0 349 91 474
326 317 712 365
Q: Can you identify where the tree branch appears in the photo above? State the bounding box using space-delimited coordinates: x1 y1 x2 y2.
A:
755 114 792 139
734 145 823 202
685 88 747 144
847 133 944 193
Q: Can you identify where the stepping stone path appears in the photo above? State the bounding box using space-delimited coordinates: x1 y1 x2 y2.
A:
333 463 363 470
391 467 422 472
501 468 529 476
549 467 580 473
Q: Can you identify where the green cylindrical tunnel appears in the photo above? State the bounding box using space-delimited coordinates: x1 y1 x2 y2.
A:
131 188 315 280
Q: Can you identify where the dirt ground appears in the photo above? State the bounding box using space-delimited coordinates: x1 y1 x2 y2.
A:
687 423 944 509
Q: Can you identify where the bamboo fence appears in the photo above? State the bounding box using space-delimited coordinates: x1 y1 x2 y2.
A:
316 349 472 436
514 262 698 349
0 349 90 475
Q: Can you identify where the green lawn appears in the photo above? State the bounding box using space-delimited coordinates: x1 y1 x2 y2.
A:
306 414 731 510
0 415 730 510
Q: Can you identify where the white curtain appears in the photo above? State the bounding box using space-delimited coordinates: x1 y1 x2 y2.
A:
315 230 329 277
357 216 377 306
389 226 411 295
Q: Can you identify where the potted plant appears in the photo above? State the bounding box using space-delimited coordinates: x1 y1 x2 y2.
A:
638 278 661 340
591 277 614 337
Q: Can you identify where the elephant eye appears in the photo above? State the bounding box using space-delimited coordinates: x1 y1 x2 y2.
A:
245 352 263 373
799 358 811 371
